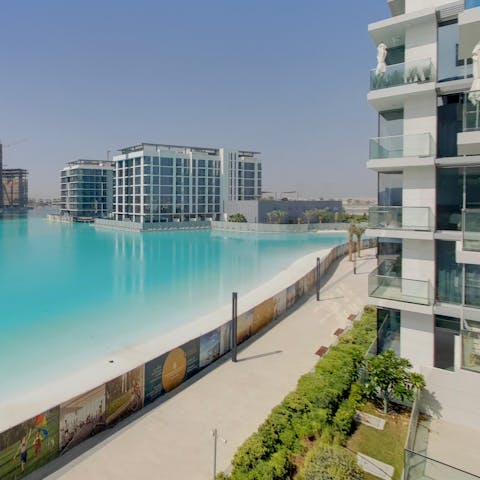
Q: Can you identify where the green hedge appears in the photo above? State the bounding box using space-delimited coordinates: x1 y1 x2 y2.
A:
223 306 376 480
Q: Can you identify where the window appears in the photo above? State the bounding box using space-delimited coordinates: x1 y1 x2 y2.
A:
438 21 472 82
378 238 402 276
377 308 400 355
378 172 402 206
434 315 460 371
436 240 462 304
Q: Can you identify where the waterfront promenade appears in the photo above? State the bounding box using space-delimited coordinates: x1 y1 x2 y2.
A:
43 249 376 480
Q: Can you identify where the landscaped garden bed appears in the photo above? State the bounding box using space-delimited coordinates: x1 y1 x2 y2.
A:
218 305 419 480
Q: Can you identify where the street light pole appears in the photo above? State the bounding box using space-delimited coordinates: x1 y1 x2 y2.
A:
211 428 227 479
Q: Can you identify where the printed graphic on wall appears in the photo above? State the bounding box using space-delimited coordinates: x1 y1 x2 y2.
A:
286 284 296 309
237 309 253 344
305 269 315 291
295 277 306 300
144 339 200 405
0 407 59 479
59 385 106 453
273 290 287 319
219 321 231 357
199 329 221 368
252 297 275 335
105 366 145 426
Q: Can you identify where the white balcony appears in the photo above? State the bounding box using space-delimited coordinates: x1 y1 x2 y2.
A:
368 266 434 315
458 91 480 156
367 206 435 240
367 133 435 171
368 58 436 111
457 209 480 265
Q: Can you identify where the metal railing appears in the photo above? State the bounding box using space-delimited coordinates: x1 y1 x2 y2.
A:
368 267 433 306
464 90 480 131
370 58 434 90
369 133 434 159
404 450 480 479
462 209 480 252
368 206 433 231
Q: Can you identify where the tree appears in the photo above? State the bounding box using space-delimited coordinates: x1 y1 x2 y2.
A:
300 444 364 480
229 213 247 223
352 224 366 258
316 208 335 224
303 209 317 224
266 210 288 224
363 350 425 414
348 223 355 262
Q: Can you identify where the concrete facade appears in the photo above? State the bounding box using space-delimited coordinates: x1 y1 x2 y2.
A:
368 1 480 474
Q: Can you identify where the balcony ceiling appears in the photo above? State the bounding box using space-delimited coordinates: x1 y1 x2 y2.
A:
368 7 436 48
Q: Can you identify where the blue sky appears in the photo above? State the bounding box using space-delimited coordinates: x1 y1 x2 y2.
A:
0 0 389 199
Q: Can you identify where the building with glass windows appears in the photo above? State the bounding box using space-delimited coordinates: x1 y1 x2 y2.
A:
112 143 261 224
368 1 480 476
60 160 114 219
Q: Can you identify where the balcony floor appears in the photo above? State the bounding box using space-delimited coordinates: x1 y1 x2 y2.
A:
413 417 480 478
370 284 430 306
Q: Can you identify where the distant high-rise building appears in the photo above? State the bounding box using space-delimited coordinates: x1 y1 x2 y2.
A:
2 168 28 212
112 143 262 224
60 160 114 219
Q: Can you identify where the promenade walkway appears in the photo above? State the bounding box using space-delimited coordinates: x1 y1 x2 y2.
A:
43 249 376 480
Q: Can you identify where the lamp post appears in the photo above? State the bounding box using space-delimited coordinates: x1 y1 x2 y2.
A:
211 428 227 479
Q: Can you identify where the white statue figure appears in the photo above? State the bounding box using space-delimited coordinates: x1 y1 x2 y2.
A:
468 41 480 106
376 43 388 76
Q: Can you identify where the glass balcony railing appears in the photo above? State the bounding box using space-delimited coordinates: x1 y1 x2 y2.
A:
465 0 480 9
370 58 434 90
368 206 433 231
463 209 480 251
369 133 434 159
464 91 480 131
368 267 432 305
405 450 480 479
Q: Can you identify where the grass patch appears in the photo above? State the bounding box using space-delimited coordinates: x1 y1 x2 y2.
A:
347 401 409 480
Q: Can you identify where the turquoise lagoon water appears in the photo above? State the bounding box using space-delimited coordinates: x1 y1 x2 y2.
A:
0 213 347 397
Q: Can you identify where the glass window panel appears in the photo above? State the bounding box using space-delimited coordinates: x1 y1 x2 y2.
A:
436 240 462 304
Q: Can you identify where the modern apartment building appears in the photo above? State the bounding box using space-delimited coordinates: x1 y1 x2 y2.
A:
367 0 480 476
60 159 114 219
112 143 261 224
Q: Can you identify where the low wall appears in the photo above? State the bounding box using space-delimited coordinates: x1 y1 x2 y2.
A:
0 238 376 479
94 218 210 232
211 221 352 233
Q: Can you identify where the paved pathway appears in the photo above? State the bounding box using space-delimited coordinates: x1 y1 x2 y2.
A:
42 250 376 480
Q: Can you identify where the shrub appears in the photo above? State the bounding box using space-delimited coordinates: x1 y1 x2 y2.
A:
229 213 247 222
299 444 365 480
227 306 376 479
333 383 364 439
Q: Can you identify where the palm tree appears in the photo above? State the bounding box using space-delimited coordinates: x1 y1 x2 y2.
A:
352 224 366 258
303 209 316 224
266 210 288 224
348 222 355 262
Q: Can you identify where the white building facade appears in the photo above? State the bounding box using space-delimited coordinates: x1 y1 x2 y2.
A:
60 160 114 218
112 143 261 224
367 0 480 436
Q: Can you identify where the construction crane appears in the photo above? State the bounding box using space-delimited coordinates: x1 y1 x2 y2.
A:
0 138 28 210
